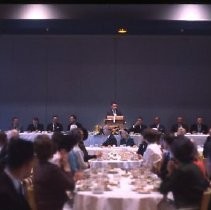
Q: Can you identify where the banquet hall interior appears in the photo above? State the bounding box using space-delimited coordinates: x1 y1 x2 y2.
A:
1 4 211 131
0 3 211 210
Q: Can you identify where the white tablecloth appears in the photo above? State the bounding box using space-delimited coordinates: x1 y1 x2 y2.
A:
89 160 142 170
86 146 138 156
185 134 208 146
73 176 164 210
19 132 53 141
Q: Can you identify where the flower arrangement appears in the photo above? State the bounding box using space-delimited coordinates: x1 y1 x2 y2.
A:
107 151 121 160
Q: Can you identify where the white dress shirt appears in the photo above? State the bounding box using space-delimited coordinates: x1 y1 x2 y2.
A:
143 143 162 169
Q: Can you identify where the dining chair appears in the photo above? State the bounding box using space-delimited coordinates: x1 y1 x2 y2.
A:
23 176 37 210
200 188 211 210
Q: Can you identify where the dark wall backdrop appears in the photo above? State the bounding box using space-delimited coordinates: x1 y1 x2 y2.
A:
0 34 211 131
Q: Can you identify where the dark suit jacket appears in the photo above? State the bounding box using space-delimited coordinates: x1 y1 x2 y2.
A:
46 123 63 132
150 124 166 133
102 134 117 146
171 123 189 133
0 144 8 172
33 161 75 210
0 171 31 210
78 140 97 162
159 162 209 208
137 141 148 156
203 136 211 159
67 122 83 130
129 124 147 134
27 123 44 132
120 138 135 146
10 125 23 133
190 123 208 134
106 109 122 116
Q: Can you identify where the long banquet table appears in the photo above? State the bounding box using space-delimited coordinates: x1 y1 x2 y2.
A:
6 132 208 147
185 134 208 146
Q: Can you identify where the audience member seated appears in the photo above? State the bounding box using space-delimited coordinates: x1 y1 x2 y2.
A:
159 136 209 209
46 115 63 132
150 116 166 134
203 128 211 179
106 101 123 116
119 129 135 146
170 116 189 133
159 133 175 181
27 117 44 132
0 131 8 172
142 128 162 171
50 133 76 173
128 116 147 134
67 114 88 139
193 144 207 178
33 134 75 210
78 128 102 162
0 139 34 210
137 140 148 156
101 125 117 147
10 116 23 132
190 116 208 134
50 132 64 167
68 128 89 172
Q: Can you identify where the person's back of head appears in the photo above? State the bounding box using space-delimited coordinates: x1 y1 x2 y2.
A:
170 136 195 164
52 132 64 153
143 128 158 143
57 134 78 153
163 133 175 145
68 128 84 144
34 135 54 162
7 139 34 170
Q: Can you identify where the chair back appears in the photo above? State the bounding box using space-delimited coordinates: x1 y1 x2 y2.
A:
200 188 211 210
23 176 37 210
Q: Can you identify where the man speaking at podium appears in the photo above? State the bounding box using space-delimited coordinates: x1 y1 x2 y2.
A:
105 101 125 131
106 101 122 116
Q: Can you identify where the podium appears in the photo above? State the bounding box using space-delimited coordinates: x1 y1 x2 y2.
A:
104 115 125 131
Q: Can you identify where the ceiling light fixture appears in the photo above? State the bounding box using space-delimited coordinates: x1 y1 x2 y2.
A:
118 28 127 34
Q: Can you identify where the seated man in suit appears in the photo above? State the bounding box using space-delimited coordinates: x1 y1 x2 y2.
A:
102 125 117 147
119 129 135 146
190 116 208 134
129 116 147 134
106 101 122 116
10 116 23 132
170 116 189 133
27 117 44 132
67 114 88 140
150 116 166 134
0 139 34 210
47 115 63 132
